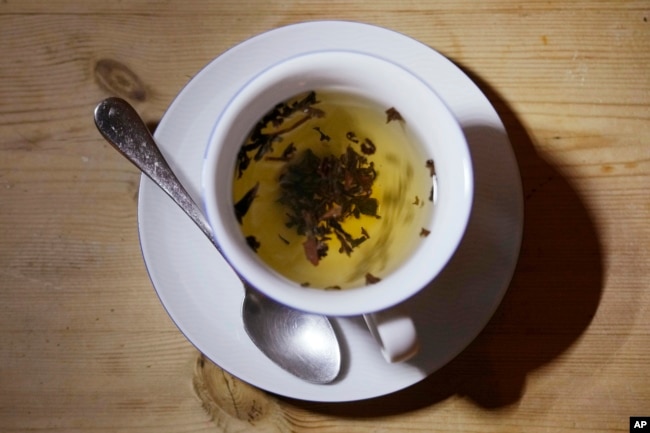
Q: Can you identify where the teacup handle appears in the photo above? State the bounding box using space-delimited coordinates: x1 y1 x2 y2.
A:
363 309 419 363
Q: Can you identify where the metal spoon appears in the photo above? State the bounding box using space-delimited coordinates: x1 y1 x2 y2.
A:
94 97 341 384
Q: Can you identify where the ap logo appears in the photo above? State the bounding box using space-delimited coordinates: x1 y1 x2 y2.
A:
631 417 650 431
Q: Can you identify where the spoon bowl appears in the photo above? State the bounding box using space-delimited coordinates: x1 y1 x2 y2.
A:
242 287 342 383
93 97 341 384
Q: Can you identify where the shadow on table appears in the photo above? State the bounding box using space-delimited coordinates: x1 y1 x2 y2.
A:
287 64 604 416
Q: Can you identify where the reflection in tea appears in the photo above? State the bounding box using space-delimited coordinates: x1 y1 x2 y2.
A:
233 90 434 289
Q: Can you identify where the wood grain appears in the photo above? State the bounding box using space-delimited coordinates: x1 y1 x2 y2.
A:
1 1 648 432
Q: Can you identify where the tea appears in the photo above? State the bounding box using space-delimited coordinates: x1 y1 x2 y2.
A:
232 90 434 289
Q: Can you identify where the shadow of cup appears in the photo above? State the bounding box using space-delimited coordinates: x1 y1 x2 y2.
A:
287 63 604 416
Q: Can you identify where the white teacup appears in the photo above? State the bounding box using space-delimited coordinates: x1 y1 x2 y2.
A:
202 50 473 363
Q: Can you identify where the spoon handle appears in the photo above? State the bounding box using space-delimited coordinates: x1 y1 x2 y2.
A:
94 97 215 244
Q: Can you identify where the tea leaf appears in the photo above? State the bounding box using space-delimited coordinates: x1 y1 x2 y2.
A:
346 131 359 143
365 273 381 284
246 236 261 252
279 145 379 265
355 197 379 216
426 159 436 177
234 182 259 223
313 126 331 142
302 235 327 266
236 91 322 177
265 142 297 161
360 138 376 155
386 107 404 123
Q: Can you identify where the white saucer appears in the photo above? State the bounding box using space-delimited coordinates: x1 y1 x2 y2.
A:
138 21 523 402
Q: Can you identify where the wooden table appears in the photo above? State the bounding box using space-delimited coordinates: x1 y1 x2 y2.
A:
1 1 648 432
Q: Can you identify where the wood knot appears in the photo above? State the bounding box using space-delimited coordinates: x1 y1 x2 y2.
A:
192 353 291 432
94 58 147 102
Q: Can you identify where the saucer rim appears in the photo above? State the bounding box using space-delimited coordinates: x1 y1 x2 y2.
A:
137 20 523 402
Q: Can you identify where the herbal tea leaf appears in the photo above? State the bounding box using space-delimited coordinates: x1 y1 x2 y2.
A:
279 145 379 265
265 142 297 161
386 107 404 123
365 273 382 284
356 197 379 216
246 235 261 252
234 182 260 223
346 131 359 143
426 159 436 177
360 138 376 155
313 126 331 142
235 91 323 176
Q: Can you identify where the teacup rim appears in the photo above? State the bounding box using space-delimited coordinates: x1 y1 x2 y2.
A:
202 49 474 316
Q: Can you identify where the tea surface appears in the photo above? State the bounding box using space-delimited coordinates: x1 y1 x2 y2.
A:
233 90 433 289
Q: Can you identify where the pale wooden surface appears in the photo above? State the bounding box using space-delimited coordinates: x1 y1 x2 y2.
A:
1 1 648 432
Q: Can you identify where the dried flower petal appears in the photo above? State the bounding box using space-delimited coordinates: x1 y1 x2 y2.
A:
302 236 322 266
